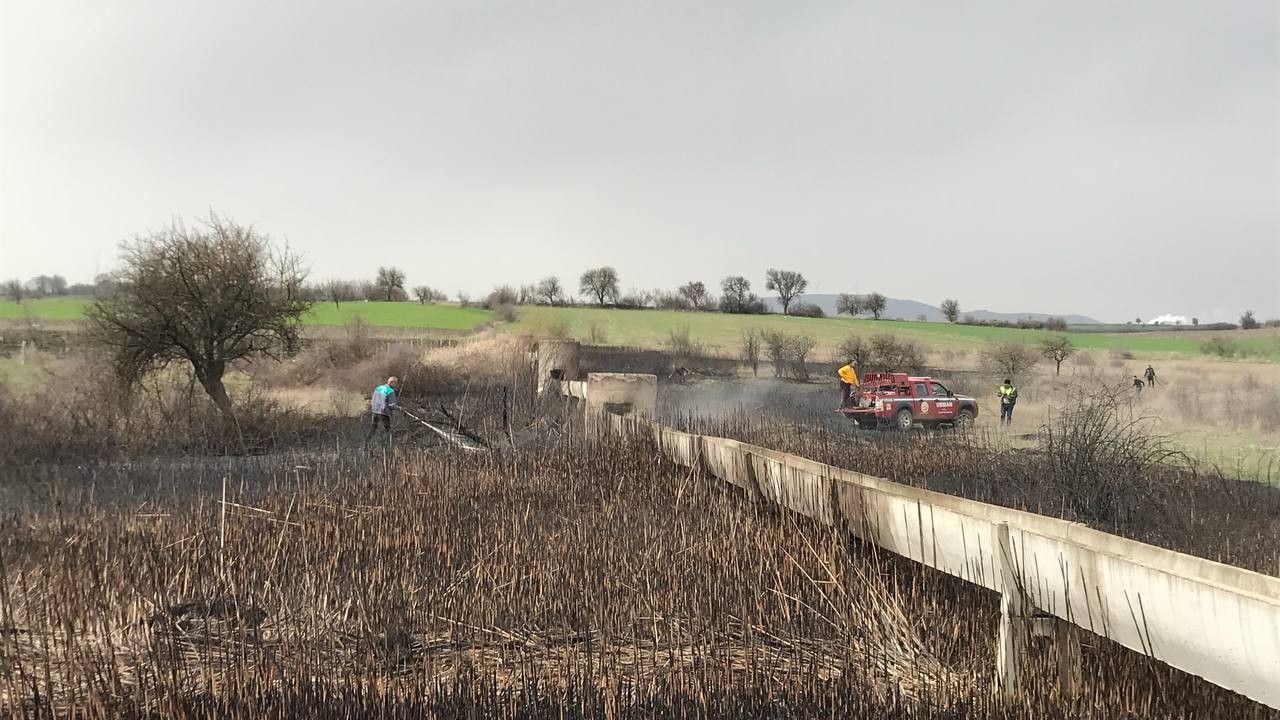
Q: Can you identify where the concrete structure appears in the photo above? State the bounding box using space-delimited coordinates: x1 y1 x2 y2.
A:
584 373 656 422
536 340 581 395
578 406 1280 709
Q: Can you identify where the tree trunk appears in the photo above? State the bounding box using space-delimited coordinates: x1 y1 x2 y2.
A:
195 363 236 422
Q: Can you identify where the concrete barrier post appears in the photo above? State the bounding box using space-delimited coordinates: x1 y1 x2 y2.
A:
536 340 581 395
1053 620 1083 696
994 522 1030 696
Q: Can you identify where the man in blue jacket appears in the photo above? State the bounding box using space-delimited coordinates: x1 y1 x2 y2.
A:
365 376 399 441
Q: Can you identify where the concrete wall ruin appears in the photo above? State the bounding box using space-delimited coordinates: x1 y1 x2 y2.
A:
536 340 581 395
585 373 656 421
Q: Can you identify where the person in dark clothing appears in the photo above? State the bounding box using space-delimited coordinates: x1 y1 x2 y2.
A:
365 376 399 441
1144 365 1157 387
1133 375 1145 397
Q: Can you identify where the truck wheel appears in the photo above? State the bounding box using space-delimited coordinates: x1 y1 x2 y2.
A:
955 409 975 428
895 408 914 431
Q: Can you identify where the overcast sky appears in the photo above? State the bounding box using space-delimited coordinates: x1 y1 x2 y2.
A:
2 1 1277 322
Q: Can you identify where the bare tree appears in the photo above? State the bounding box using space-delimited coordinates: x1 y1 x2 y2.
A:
375 266 406 301
1038 335 1076 375
981 341 1039 377
323 279 359 309
863 292 887 320
941 298 960 323
677 281 709 310
719 276 766 314
740 329 762 377
24 276 51 298
536 276 564 305
764 269 807 315
835 293 863 317
3 279 22 303
762 331 816 380
579 266 620 305
517 284 537 305
85 215 310 420
485 285 518 309
413 286 446 304
1240 310 1259 330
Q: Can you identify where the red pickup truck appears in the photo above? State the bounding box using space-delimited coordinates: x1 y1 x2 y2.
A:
838 372 978 430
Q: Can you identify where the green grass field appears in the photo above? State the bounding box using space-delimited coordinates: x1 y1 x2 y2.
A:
0 297 91 321
304 302 491 330
0 297 492 331
5 297 1278 358
504 306 1280 359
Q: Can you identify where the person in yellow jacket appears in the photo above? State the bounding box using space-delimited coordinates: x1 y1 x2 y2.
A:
837 360 859 407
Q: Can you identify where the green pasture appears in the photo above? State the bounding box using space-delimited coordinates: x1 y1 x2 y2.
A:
505 306 1280 359
0 297 491 331
0 297 91 321
304 302 490 330
4 297 1277 358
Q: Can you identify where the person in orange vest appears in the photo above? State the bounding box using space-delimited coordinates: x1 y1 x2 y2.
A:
837 359 859 407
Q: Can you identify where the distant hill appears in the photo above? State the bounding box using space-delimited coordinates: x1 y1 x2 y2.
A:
769 294 1101 325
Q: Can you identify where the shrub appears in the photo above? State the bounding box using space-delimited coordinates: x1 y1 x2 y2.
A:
588 321 608 345
740 330 762 377
413 286 448 304
1200 337 1238 358
835 334 924 374
789 302 825 318
980 341 1039 377
664 325 704 361
616 290 652 309
868 334 924 373
762 331 817 380
957 315 1068 331
654 292 692 311
492 303 517 323
1039 382 1185 523
485 285 518 309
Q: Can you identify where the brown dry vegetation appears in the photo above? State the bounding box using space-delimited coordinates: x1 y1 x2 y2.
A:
2 336 1278 717
3 436 1273 718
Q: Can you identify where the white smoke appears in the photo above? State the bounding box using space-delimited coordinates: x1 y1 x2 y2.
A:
1149 314 1190 325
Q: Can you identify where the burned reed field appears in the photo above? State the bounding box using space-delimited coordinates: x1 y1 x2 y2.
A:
2 427 1274 718
670 403 1280 577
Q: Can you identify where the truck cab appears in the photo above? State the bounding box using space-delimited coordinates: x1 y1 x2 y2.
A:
839 372 978 430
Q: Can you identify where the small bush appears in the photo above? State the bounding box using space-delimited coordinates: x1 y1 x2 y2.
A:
835 334 924 374
789 303 825 318
980 341 1039 377
1039 383 1185 523
740 330 762 377
654 292 692 311
1200 337 1238 358
486 285 518 309
588 321 608 345
492 303 517 323
762 331 817 380
664 325 704 361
